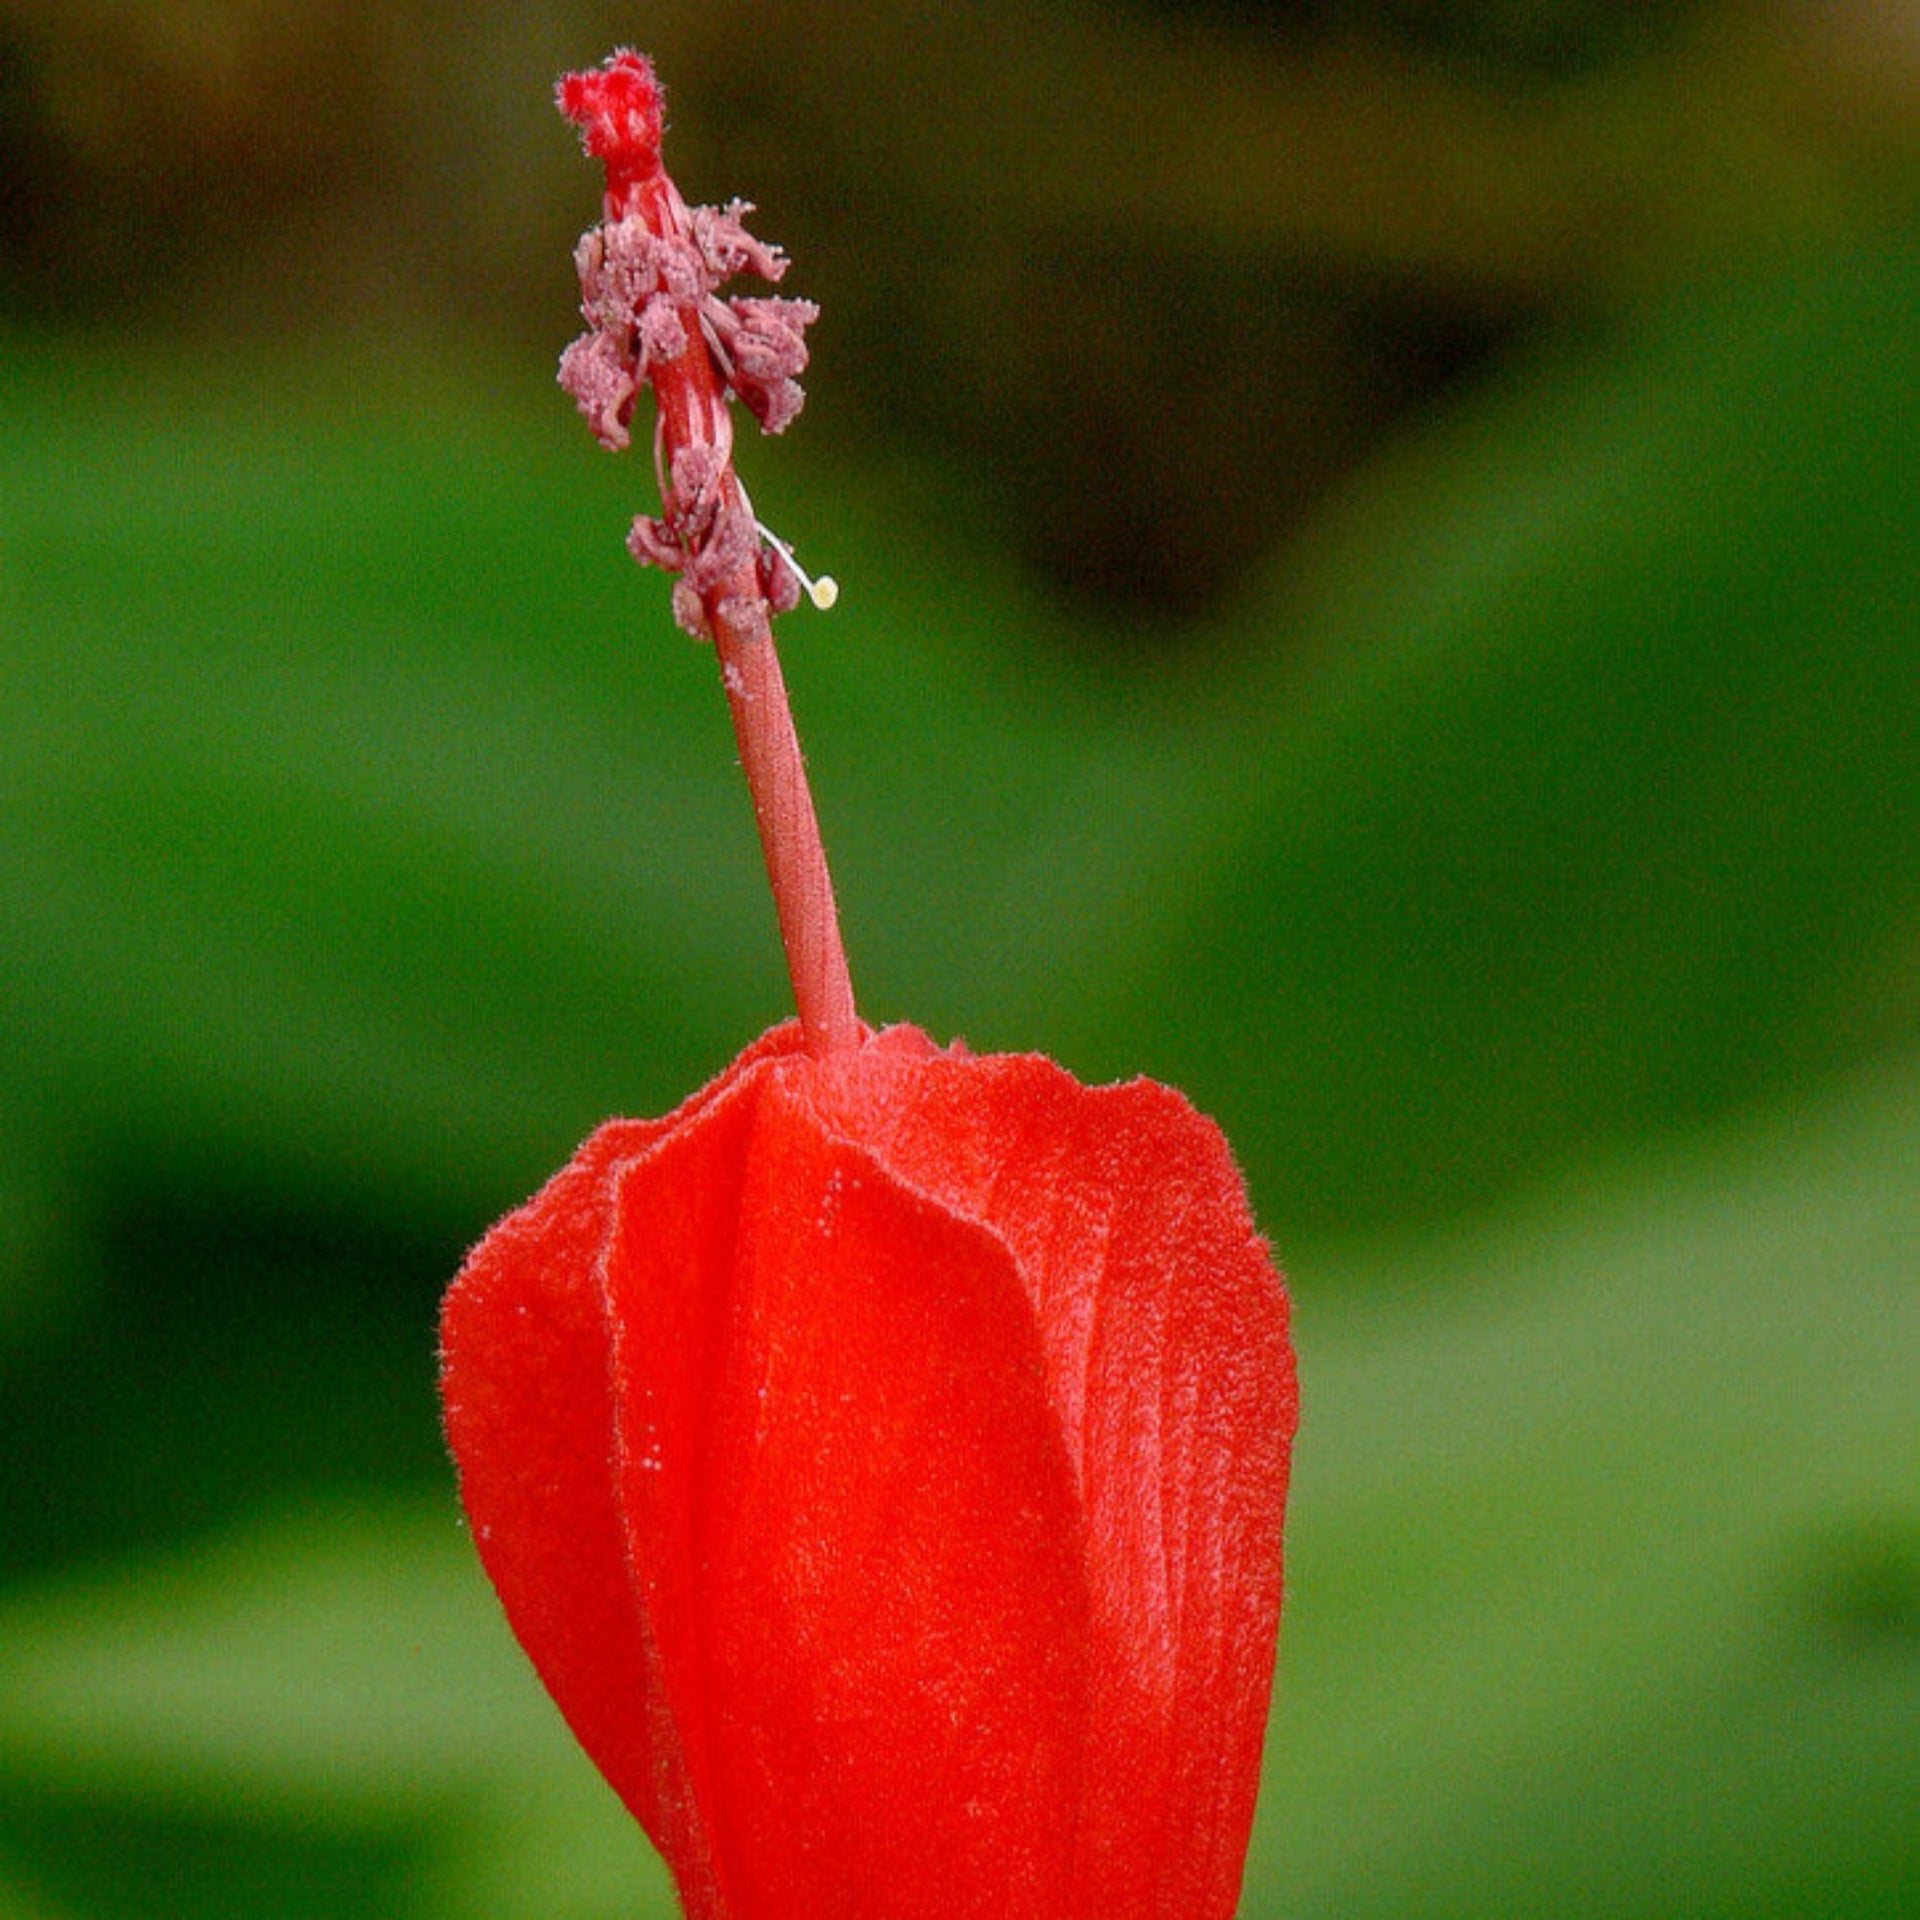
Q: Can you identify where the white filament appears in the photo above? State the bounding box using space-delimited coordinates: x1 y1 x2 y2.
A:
756 518 839 611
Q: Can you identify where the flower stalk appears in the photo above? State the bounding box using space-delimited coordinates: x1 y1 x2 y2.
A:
711 613 859 1055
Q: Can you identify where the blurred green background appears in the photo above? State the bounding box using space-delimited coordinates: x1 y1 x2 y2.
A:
2 1 1917 1915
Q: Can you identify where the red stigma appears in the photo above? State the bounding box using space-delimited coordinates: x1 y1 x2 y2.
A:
556 48 665 209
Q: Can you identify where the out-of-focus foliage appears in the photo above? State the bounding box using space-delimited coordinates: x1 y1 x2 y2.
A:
1063 246 1920 1235
1 0 1916 1913
3 223 1917 1911
4 0 1915 611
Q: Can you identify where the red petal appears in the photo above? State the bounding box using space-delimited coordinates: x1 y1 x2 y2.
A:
440 1028 807 1913
812 1039 1297 1918
608 1062 1090 1917
438 1113 680 1839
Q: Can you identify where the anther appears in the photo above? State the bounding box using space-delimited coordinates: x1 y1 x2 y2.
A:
755 519 839 611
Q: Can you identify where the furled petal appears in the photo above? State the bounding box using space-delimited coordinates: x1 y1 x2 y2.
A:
812 1039 1296 1916
634 1063 1090 1916
440 1028 795 1908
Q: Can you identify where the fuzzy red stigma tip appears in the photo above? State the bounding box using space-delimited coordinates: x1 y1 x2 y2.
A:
556 48 665 207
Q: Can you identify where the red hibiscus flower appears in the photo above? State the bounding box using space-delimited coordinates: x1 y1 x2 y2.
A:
439 49 1297 1920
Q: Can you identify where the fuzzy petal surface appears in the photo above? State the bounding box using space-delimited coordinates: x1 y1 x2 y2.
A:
440 1024 1295 1920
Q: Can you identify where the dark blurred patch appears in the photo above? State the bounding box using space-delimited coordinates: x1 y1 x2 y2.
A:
0 1783 435 1920
0 2 405 328
1126 0 1688 78
1803 1517 1920 1654
952 236 1533 625
0 1154 455 1586
807 185 1536 626
0 23 59 295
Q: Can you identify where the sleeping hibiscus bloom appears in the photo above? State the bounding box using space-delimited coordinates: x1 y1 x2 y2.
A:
439 48 1298 1920
441 1022 1296 1920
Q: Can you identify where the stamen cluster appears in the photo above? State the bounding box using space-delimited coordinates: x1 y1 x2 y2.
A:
556 50 819 638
